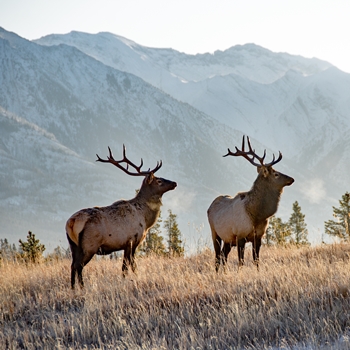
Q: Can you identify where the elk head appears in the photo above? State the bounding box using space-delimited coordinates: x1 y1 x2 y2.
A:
224 135 294 190
96 145 177 197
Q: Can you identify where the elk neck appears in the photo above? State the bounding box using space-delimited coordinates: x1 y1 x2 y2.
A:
245 176 283 226
133 190 162 229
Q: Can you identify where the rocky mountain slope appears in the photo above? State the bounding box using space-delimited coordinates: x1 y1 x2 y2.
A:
1 27 349 250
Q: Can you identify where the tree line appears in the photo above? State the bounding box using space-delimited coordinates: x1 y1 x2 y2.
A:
1 191 349 263
138 209 184 257
265 201 309 246
0 231 46 264
265 191 350 246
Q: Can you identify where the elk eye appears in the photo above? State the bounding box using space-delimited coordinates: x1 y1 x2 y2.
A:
274 173 279 178
157 179 162 185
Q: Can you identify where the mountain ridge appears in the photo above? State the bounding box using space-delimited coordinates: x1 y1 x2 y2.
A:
0 27 349 250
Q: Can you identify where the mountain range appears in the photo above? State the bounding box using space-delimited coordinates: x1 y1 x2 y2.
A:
1 27 349 251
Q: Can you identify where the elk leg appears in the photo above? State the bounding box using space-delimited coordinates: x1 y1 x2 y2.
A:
71 258 84 289
122 241 133 277
68 235 84 289
130 242 138 274
71 265 77 289
76 264 84 288
237 238 246 269
68 230 96 289
213 233 223 272
222 243 232 270
252 236 262 270
77 252 95 288
71 250 95 289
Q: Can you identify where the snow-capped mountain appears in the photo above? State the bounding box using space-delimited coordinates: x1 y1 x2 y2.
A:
35 31 331 84
36 31 350 211
0 28 252 250
1 27 349 250
35 31 349 160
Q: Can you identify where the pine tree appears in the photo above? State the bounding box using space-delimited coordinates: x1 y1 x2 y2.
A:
266 215 291 245
0 238 17 261
264 220 274 246
289 201 309 245
164 209 184 257
139 213 166 256
46 246 71 261
19 231 45 263
0 239 8 262
325 192 350 241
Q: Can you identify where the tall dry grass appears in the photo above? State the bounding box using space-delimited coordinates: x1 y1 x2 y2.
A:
1 244 350 349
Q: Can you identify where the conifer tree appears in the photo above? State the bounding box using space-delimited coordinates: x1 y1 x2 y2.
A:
289 201 309 245
139 213 166 256
164 209 184 257
264 221 274 246
266 215 291 245
325 192 350 241
46 246 71 261
19 231 45 263
0 238 17 261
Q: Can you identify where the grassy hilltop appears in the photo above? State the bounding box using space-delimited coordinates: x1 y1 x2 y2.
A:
1 244 350 349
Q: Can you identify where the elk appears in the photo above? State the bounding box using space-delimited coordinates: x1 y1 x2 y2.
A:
207 136 294 272
66 145 177 289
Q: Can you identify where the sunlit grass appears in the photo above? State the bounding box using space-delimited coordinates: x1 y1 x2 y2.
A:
1 244 350 349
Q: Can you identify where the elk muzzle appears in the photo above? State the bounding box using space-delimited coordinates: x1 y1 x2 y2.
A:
285 176 294 186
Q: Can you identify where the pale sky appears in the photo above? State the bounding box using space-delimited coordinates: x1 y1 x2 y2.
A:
1 0 350 73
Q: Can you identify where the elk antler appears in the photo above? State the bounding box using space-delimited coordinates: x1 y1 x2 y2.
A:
96 145 162 176
223 135 282 167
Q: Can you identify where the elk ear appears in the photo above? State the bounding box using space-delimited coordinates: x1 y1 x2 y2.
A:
146 173 155 184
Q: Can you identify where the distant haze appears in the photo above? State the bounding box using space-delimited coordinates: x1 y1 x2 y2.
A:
1 28 349 252
1 0 350 74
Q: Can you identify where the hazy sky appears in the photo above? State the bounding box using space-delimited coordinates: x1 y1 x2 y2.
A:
1 0 350 73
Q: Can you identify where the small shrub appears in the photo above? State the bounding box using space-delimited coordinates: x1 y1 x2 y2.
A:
19 231 45 263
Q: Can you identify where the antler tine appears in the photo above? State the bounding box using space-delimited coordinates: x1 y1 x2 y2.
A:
145 160 162 174
247 136 267 165
223 135 285 168
155 160 163 172
108 146 114 160
265 151 283 167
246 135 252 152
96 148 112 163
96 145 162 176
223 136 245 157
96 146 121 164
122 144 144 172
223 148 233 157
223 135 261 167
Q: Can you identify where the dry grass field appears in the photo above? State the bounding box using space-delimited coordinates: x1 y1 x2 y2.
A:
1 244 350 349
